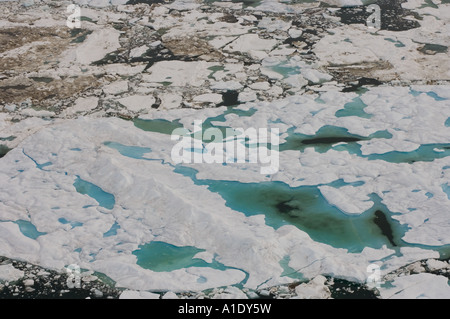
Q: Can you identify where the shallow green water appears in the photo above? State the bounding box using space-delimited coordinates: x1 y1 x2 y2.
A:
14 220 47 239
73 176 115 210
104 141 152 159
58 218 83 228
103 222 120 237
133 241 250 286
280 124 450 164
203 0 262 8
410 88 448 101
133 107 256 142
335 97 372 119
279 255 306 280
443 184 450 200
134 118 184 135
269 60 301 79
174 166 407 253
121 87 450 267
384 38 405 48
133 241 210 272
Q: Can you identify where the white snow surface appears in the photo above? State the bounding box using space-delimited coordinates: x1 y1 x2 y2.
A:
0 85 449 292
1 0 450 296
379 273 450 299
0 264 25 282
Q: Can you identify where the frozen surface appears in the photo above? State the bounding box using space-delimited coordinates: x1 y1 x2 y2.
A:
0 0 449 298
1 83 449 291
379 273 450 299
0 264 24 282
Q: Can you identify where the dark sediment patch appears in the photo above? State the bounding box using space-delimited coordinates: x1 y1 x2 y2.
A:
342 77 383 92
177 170 400 252
275 198 296 214
301 136 362 145
92 44 199 71
0 75 100 107
70 29 93 44
280 126 367 152
356 77 383 87
283 29 319 52
0 84 32 91
373 210 397 247
282 9 338 59
219 14 239 23
151 96 161 109
126 0 166 4
30 77 54 84
281 135 363 151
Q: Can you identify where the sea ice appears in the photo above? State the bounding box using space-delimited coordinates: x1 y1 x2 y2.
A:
0 264 24 283
379 273 450 299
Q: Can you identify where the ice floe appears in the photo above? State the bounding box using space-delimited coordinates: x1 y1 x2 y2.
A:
379 273 450 299
0 0 449 298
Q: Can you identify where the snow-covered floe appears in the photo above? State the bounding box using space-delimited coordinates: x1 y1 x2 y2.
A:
0 264 24 283
1 84 449 292
379 273 450 299
1 0 449 298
